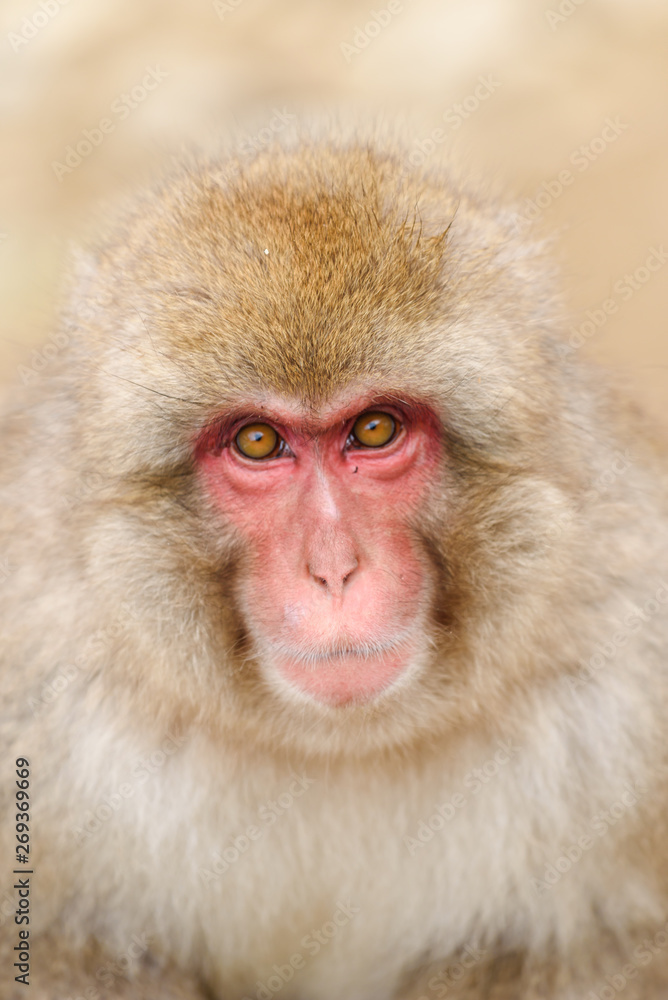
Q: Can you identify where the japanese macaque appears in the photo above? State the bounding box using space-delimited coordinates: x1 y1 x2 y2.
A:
1 125 668 1000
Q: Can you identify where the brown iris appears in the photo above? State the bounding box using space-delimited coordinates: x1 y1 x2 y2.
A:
235 423 279 459
351 412 397 448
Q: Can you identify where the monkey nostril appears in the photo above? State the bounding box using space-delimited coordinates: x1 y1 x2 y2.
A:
308 561 358 591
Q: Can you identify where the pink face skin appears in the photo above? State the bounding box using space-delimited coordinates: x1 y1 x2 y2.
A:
196 393 441 707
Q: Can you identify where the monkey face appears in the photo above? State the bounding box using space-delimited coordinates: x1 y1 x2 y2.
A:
195 391 442 707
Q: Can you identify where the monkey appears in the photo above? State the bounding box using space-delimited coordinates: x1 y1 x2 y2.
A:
1 124 668 1000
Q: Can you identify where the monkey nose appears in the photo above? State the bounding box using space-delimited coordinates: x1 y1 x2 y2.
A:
307 557 359 596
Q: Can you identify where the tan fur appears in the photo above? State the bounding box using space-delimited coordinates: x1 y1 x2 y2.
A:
1 124 668 999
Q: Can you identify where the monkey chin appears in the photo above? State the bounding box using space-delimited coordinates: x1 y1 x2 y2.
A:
267 641 422 707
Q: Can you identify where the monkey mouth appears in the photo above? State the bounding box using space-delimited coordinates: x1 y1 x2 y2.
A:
266 635 419 707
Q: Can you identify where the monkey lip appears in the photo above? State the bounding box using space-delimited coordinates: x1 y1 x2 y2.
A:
273 643 414 706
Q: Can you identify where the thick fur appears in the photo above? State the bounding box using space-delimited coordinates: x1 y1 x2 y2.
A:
1 126 668 999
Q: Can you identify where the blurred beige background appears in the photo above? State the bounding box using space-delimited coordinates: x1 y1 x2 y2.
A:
1 0 667 424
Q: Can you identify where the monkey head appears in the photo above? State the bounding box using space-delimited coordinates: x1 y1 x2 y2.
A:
64 136 590 756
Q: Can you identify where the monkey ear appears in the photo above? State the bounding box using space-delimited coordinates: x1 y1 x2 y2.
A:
62 247 114 331
68 245 99 284
501 207 532 238
498 204 558 247
66 246 102 301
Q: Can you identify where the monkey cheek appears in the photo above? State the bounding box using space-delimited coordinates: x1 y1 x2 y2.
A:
281 602 307 628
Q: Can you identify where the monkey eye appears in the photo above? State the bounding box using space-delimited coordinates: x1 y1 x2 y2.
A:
350 412 397 448
235 423 282 460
